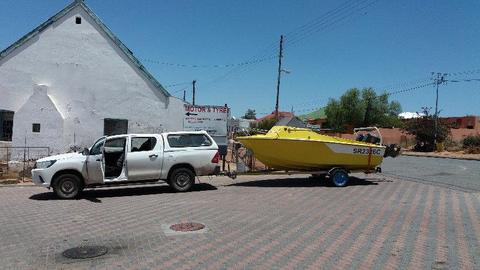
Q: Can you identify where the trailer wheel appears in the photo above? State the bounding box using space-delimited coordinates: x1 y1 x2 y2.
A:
330 169 349 187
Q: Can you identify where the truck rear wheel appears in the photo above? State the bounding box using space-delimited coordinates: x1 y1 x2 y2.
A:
53 174 83 199
169 168 195 192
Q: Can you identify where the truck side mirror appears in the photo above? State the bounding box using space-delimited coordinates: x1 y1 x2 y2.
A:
82 148 90 156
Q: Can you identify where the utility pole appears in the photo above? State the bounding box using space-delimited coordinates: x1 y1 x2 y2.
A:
432 72 447 146
364 97 372 126
192 80 196 105
275 35 284 120
183 90 186 102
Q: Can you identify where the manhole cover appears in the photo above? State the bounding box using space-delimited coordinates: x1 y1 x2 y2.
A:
432 261 448 270
62 246 108 259
170 222 205 232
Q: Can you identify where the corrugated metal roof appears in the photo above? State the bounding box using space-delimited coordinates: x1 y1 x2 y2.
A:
0 0 171 97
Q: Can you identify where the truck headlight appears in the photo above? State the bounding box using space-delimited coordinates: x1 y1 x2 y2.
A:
35 160 56 169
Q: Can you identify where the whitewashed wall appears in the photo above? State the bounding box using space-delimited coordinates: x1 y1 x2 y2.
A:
0 6 185 155
12 85 64 158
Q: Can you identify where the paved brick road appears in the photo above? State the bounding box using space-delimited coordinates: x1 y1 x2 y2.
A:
382 156 480 192
0 174 478 269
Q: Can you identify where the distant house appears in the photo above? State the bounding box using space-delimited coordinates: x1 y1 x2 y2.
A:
299 107 327 130
398 112 425 119
274 116 306 128
228 117 256 133
0 0 185 155
440 116 480 130
256 111 294 123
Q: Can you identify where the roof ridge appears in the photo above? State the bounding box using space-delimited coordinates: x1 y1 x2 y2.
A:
0 0 171 98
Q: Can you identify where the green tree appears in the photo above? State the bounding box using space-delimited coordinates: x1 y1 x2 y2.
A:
340 88 364 127
324 99 344 131
325 87 403 131
243 109 257 120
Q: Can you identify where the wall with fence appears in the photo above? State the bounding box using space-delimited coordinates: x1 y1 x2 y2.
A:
0 146 50 179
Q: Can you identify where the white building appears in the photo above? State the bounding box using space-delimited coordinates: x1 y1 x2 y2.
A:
398 112 425 119
0 0 186 156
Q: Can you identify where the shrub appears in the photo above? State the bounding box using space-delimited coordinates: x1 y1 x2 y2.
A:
462 134 480 148
444 137 462 151
463 135 480 154
403 113 450 152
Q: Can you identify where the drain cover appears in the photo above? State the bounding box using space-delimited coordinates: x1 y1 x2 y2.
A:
432 261 448 270
62 246 108 259
170 222 205 232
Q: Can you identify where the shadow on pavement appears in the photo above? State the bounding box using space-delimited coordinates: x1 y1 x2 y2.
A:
228 176 378 188
29 183 217 202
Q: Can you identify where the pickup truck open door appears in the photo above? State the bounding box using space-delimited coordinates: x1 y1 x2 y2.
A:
85 137 106 185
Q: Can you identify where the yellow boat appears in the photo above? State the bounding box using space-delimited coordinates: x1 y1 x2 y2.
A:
237 126 386 172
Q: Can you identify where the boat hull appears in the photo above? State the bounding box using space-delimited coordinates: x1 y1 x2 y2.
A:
237 127 385 171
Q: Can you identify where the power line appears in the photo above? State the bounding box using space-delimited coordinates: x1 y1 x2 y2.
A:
163 81 191 88
284 0 361 39
286 0 380 46
447 68 480 77
170 86 190 94
376 77 432 92
234 0 380 79
447 78 480 83
281 77 430 112
203 0 380 89
290 78 431 112
252 70 480 119
384 82 435 97
141 56 275 69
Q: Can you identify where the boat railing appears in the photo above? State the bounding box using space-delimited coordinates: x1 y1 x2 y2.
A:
353 127 383 145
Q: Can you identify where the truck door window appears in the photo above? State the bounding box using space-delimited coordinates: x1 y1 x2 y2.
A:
90 137 106 155
131 137 157 152
104 137 126 152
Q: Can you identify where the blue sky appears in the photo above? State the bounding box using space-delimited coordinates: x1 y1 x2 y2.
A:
1 0 479 117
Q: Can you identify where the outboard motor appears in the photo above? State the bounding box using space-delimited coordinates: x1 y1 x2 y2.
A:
384 144 401 158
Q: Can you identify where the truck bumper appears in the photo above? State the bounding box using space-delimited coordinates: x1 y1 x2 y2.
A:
31 169 52 188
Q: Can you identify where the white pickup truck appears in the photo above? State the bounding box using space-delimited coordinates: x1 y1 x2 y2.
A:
31 131 220 199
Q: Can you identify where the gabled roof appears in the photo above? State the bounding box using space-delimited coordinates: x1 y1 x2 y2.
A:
299 107 326 120
256 111 294 122
0 0 170 97
275 116 307 128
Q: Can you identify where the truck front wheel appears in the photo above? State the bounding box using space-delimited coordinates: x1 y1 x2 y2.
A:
53 174 83 199
168 168 195 192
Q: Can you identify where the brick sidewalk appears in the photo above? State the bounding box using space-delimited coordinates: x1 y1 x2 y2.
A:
0 174 478 269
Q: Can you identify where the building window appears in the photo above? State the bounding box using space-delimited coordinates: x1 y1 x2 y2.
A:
32 123 41 133
75 17 82 24
0 110 14 141
104 118 128 136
